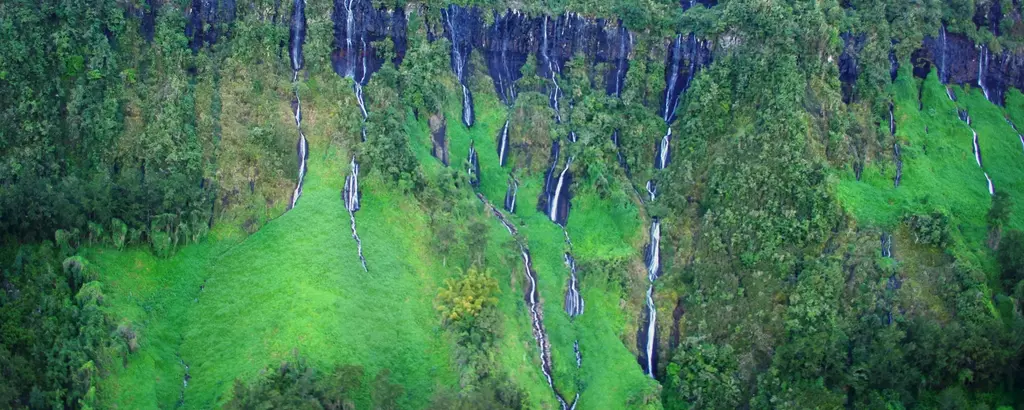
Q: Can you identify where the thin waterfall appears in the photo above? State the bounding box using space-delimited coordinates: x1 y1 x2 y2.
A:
881 232 892 258
548 157 573 225
645 180 657 202
958 106 991 196
476 194 579 410
343 156 368 271
574 340 582 368
940 25 949 84
504 178 518 213
978 44 990 102
891 102 901 188
972 129 983 167
655 128 672 169
287 0 308 210
564 253 584 317
889 102 896 136
662 35 684 123
467 141 480 187
639 218 661 378
497 119 510 167
1007 118 1024 151
442 5 475 128
541 16 563 123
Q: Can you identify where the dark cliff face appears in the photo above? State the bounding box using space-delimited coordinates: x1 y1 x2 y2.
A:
185 0 236 51
838 32 865 104
974 0 1002 35
662 33 711 124
331 0 406 85
484 10 531 106
915 27 977 85
908 26 1024 106
288 0 306 72
141 0 158 43
605 23 632 97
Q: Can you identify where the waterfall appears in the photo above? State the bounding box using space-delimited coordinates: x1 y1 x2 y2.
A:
889 46 898 82
889 102 895 136
1007 118 1024 152
638 219 661 377
484 10 528 106
476 194 579 410
574 340 582 368
564 253 584 317
940 25 949 84
541 16 564 123
663 35 684 123
646 180 657 202
287 0 308 211
504 178 518 213
289 0 306 73
497 119 510 167
343 156 368 271
978 44 990 102
331 0 405 141
972 129 983 167
289 133 309 209
549 157 573 225
985 172 994 195
880 232 892 258
611 24 632 97
442 5 475 128
467 141 481 187
655 128 671 169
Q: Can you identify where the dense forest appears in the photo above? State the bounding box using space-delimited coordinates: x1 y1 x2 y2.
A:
1 0 1023 408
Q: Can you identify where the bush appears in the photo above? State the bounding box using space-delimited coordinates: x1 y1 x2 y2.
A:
905 211 952 247
150 231 172 258
110 218 127 250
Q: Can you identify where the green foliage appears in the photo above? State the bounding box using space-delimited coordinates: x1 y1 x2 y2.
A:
437 266 499 326
0 246 119 409
906 211 953 248
664 339 740 410
225 353 392 410
998 230 1024 287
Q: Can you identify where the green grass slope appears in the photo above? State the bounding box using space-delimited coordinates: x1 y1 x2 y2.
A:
94 147 458 408
438 88 661 408
837 67 1024 240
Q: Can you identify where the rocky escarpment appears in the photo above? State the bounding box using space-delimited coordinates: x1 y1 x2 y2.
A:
185 0 237 51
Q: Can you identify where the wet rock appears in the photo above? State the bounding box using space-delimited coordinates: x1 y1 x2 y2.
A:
838 32 865 103
429 114 449 166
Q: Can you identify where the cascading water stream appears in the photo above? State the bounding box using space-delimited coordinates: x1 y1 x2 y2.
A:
645 181 657 202
288 0 308 210
978 44 990 102
890 102 902 188
639 219 661 378
549 157 573 224
343 156 368 271
442 5 475 128
958 109 994 195
655 128 672 170
476 194 578 410
467 141 480 187
504 177 518 213
881 232 893 258
541 16 563 123
564 253 584 317
972 129 983 167
1007 118 1024 152
497 119 510 167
